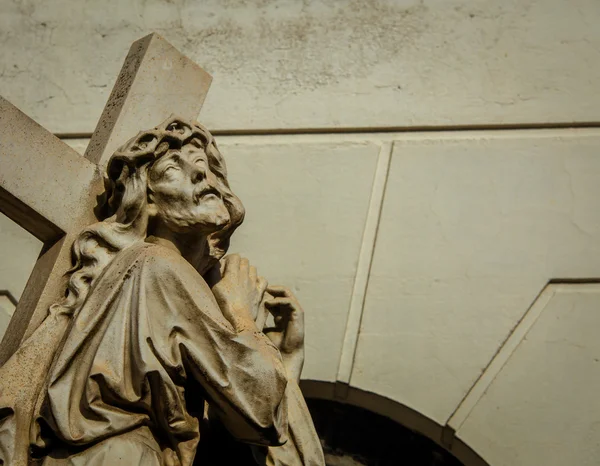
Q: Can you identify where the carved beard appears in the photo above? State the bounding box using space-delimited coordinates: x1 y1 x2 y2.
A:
149 192 231 238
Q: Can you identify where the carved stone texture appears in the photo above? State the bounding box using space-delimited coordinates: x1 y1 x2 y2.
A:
0 117 324 466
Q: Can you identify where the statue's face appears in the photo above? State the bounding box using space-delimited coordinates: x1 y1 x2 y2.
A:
147 144 230 235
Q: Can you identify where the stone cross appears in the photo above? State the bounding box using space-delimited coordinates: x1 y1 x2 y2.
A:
0 34 211 364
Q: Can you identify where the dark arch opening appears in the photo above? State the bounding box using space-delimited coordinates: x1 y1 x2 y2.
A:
306 398 464 466
301 381 489 466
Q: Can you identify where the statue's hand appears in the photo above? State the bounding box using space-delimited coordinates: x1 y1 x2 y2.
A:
263 286 305 381
211 254 268 332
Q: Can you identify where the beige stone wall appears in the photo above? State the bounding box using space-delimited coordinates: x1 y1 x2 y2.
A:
2 0 600 133
0 214 41 332
1 1 600 465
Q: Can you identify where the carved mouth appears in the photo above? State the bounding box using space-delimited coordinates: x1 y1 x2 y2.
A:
195 187 221 203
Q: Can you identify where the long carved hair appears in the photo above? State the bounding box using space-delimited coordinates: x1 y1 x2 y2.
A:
48 116 245 319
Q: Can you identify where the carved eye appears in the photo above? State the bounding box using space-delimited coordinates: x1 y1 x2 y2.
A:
161 165 180 177
133 134 156 151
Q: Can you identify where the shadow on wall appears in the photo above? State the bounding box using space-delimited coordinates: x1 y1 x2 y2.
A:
301 381 488 466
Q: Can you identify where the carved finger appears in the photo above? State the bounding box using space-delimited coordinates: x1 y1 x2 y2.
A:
255 302 270 331
249 265 257 281
263 328 284 346
264 297 295 314
266 285 293 298
268 314 285 332
225 253 240 272
257 276 268 296
266 296 303 313
240 256 249 275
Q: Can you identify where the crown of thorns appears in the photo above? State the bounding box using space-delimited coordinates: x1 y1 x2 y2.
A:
98 115 219 219
107 115 216 180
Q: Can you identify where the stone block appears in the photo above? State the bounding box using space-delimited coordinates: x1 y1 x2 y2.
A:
1 0 598 132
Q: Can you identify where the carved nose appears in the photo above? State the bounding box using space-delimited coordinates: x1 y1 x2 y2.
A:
191 167 205 183
205 169 218 187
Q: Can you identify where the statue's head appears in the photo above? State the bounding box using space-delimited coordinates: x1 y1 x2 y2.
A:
99 116 244 262
52 117 243 318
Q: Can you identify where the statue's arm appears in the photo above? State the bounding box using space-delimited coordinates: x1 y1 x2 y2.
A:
142 251 289 447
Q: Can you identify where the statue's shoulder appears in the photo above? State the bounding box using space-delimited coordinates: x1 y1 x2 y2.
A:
119 241 211 299
121 240 197 277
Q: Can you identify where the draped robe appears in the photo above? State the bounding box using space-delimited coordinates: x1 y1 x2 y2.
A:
28 241 323 466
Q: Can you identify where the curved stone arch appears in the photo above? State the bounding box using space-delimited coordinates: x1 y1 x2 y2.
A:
300 380 490 466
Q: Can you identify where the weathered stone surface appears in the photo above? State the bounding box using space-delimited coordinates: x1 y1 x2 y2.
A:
1 0 599 133
456 283 600 466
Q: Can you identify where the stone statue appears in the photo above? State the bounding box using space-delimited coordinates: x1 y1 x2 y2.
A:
0 116 325 465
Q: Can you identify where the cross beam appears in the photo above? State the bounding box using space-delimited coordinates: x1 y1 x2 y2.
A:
0 33 212 363
0 98 97 241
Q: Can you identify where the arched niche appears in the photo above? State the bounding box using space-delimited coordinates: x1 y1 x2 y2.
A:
301 381 489 466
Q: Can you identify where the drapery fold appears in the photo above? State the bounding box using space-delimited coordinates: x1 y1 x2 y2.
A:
1 241 324 465
36 242 290 465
